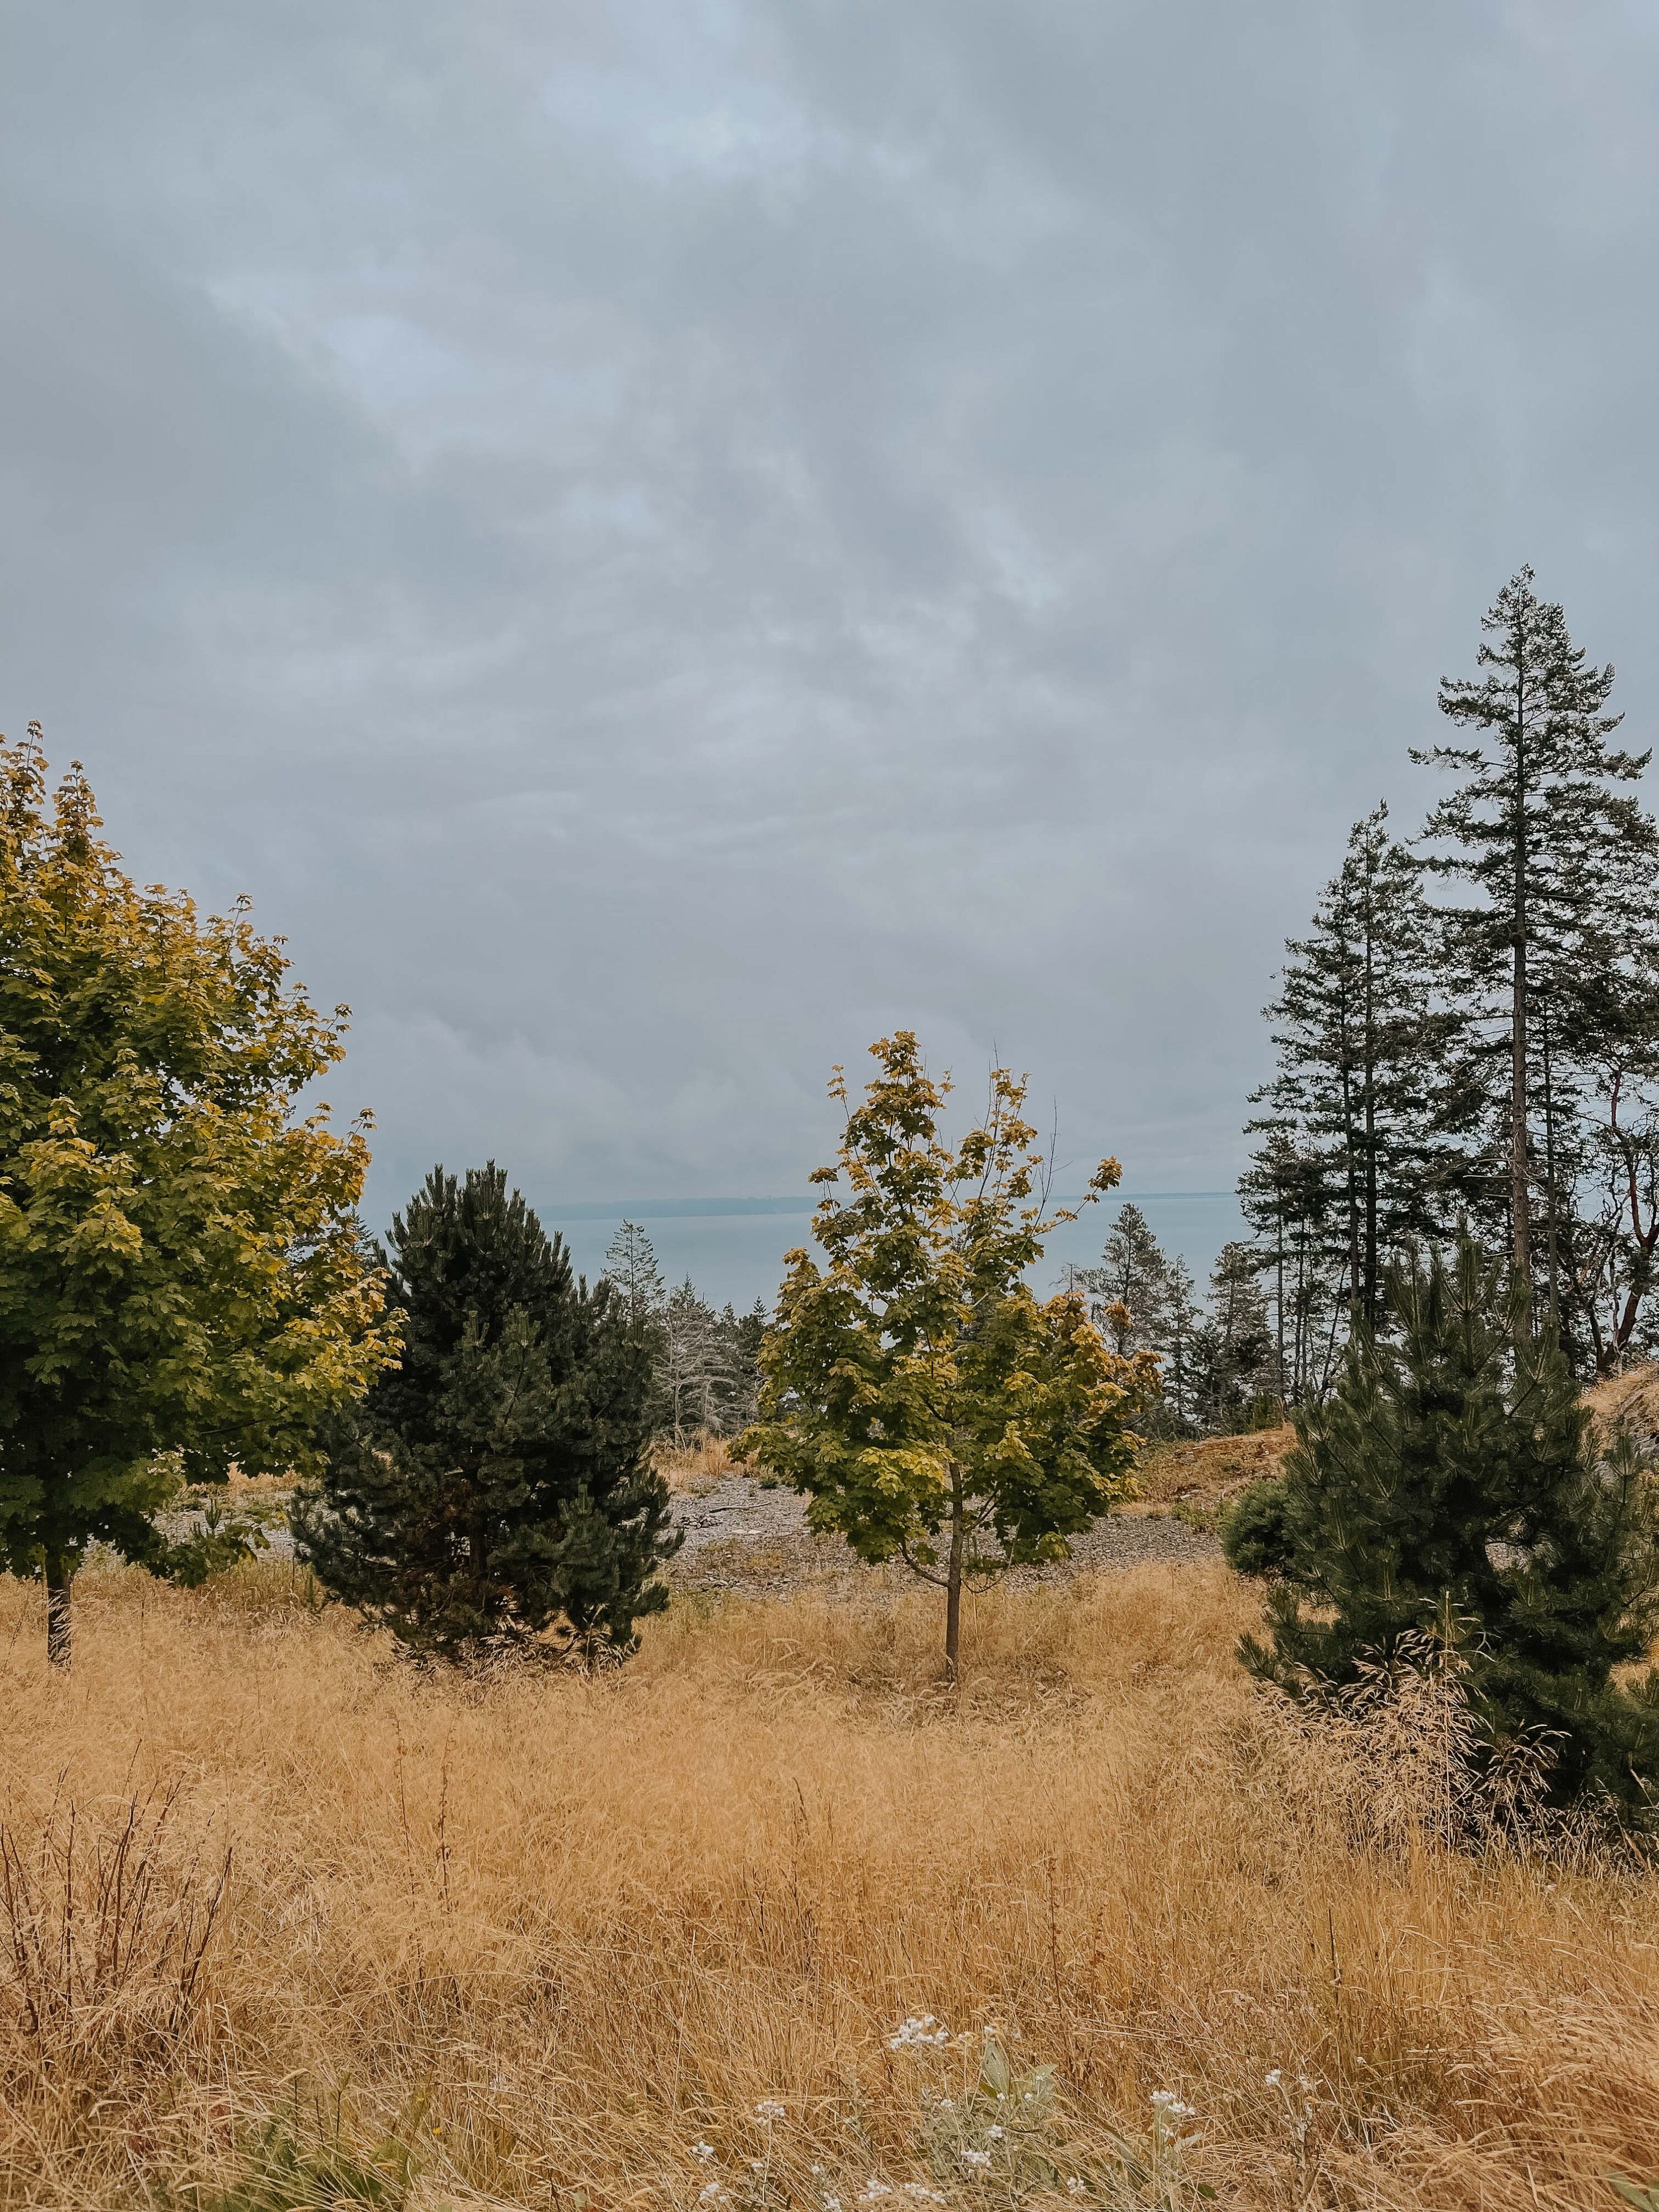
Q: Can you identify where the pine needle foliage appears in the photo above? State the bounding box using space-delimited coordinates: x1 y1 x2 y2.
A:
295 1165 677 1663
1241 1239 1659 1815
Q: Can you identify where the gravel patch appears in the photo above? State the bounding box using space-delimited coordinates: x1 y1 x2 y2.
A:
667 1473 1219 1597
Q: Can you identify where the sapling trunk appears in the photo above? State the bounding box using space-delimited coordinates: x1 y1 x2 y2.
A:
943 1477 966 1682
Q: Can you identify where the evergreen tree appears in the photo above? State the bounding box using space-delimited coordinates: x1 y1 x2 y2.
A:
1242 1240 1659 1815
603 1219 667 1332
1082 1203 1170 1355
717 1298 769 1430
1414 570 1659 1286
295 1166 678 1661
1157 1256 1203 1432
1190 1241 1277 1431
1243 805 1462 1363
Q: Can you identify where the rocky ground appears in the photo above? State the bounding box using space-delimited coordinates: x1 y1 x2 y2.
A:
666 1472 1219 1598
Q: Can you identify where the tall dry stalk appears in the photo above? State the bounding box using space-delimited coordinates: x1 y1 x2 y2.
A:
0 1780 229 2085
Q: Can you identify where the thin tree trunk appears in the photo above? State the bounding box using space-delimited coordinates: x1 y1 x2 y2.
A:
943 1478 966 1683
45 1553 71 1670
1362 890 1379 1326
1512 686 1532 1283
1541 1003 1561 1332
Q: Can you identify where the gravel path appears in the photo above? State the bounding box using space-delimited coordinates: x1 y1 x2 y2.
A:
667 1474 1219 1597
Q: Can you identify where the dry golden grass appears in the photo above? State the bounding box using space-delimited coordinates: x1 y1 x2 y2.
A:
654 1431 749 1492
1585 1362 1659 1443
1 1559 1658 2210
1131 1429 1293 1512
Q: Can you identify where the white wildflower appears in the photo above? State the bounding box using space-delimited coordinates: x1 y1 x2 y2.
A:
1264 2070 1282 2089
1066 2183 1089 2199
692 2143 717 2161
985 2125 1004 2141
756 2100 788 2122
888 2016 950 2051
700 2188 726 2205
1150 2091 1196 2122
961 2149 992 2169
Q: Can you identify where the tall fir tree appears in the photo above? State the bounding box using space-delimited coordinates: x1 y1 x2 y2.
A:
1192 1241 1277 1432
1241 1240 1659 1814
1414 570 1659 1293
1082 1202 1170 1355
295 1166 678 1661
1243 805 1462 1372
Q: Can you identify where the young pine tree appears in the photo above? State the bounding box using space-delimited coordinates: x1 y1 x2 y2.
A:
295 1166 679 1662
1241 1240 1659 1814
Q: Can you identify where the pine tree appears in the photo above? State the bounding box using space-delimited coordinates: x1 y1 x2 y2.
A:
295 1166 679 1661
1414 570 1659 1288
1157 1257 1203 1432
1243 1240 1659 1814
1192 1241 1277 1432
603 1219 667 1332
1243 805 1462 1364
1083 1203 1170 1355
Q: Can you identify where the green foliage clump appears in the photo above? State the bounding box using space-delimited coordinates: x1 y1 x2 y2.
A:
294 1164 677 1662
1242 1239 1659 1815
0 728 395 1666
1217 1477 1295 1579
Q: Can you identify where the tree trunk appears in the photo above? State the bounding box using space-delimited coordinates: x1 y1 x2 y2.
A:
1512 924 1532 1279
45 1553 71 1670
1511 689 1532 1285
943 1478 966 1683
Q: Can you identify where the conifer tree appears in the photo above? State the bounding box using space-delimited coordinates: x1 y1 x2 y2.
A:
1083 1203 1170 1355
1192 1242 1276 1431
1244 805 1460 1358
1157 1256 1203 1432
1243 1240 1659 1814
1414 571 1658 1285
295 1166 677 1661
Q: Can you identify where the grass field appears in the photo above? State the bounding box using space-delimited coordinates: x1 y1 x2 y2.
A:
2 1557 1658 2210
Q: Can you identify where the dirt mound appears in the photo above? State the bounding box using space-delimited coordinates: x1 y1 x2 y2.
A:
1583 1362 1659 1447
1134 1424 1295 1509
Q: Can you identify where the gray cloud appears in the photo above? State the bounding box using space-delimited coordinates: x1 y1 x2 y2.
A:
5 1 1659 1228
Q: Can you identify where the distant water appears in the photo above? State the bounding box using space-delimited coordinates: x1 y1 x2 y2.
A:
546 1191 1246 1312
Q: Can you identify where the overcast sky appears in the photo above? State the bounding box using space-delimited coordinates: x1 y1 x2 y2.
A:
6 2 1659 1231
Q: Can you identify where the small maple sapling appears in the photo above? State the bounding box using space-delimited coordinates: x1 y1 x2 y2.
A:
743 1032 1151 1676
